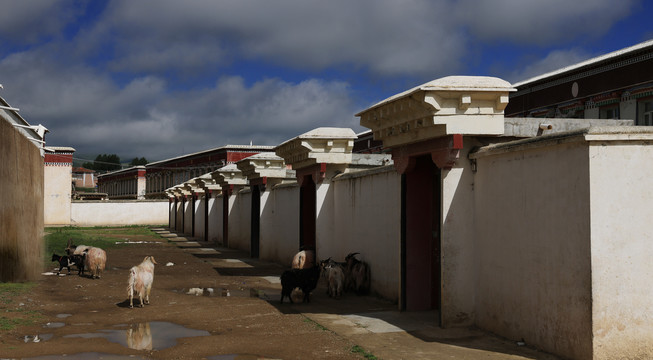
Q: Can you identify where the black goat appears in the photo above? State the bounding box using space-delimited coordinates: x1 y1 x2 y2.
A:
71 253 86 275
280 266 321 304
51 253 74 274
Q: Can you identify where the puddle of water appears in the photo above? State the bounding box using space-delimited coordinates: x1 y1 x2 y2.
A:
24 353 146 360
64 321 210 351
43 322 65 328
23 333 53 343
57 313 72 319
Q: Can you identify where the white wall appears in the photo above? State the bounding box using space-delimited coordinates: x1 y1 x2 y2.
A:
215 194 224 245
175 200 182 231
183 198 193 235
44 165 72 225
229 189 251 252
71 200 168 226
207 196 220 243
589 142 653 360
332 166 401 301
316 179 335 259
260 183 300 266
472 139 592 360
440 141 479 327
195 197 206 239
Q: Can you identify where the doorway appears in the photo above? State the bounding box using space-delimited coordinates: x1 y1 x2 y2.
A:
401 155 441 317
299 175 316 251
250 184 261 258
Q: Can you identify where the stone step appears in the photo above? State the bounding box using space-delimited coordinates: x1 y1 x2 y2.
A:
176 241 201 248
160 233 179 238
182 248 220 254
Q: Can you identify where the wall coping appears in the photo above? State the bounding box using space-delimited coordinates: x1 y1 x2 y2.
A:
470 126 653 159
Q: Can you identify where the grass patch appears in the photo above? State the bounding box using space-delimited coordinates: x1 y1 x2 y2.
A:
302 316 329 331
351 345 378 359
0 282 41 331
44 226 158 266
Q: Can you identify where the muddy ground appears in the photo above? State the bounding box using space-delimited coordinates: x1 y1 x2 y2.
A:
1 231 384 360
1 230 560 360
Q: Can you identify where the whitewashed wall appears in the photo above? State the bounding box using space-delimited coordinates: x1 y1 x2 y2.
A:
332 166 401 301
71 200 168 226
206 196 220 243
260 183 300 266
194 197 206 239
472 139 593 360
215 194 224 245
315 180 335 259
183 198 192 235
588 140 653 360
440 140 481 327
175 200 182 231
229 189 251 252
44 165 72 225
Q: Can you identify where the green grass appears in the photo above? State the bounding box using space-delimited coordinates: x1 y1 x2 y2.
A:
0 282 41 331
302 316 329 331
44 226 158 262
351 345 378 360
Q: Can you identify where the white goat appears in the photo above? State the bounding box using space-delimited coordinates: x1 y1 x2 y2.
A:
320 259 345 299
83 247 106 279
291 249 315 269
127 322 152 350
128 256 157 308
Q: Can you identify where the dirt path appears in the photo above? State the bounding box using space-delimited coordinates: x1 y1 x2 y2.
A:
1 234 368 359
1 230 560 360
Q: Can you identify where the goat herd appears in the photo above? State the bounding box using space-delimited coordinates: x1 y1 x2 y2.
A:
52 240 370 308
280 250 371 304
51 239 156 309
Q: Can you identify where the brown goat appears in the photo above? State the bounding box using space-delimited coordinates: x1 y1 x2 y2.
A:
345 252 371 295
128 256 157 308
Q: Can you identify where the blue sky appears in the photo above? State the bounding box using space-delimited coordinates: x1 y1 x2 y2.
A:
1 0 652 162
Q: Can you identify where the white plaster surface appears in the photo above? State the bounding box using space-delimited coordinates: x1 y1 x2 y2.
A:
71 201 168 226
332 167 401 302
44 165 72 225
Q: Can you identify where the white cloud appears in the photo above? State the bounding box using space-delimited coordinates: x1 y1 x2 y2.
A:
0 0 82 44
0 46 358 160
454 0 637 45
92 0 467 79
506 48 594 84
0 0 645 161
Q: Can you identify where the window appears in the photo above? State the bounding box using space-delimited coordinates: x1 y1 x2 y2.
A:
600 106 619 119
641 101 653 126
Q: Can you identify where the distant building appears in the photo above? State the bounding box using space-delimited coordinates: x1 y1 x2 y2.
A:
97 166 146 200
72 167 97 189
353 130 386 154
44 146 75 225
506 39 653 125
96 145 274 199
144 145 274 198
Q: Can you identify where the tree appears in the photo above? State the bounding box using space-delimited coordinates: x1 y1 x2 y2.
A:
83 154 122 171
129 157 148 166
